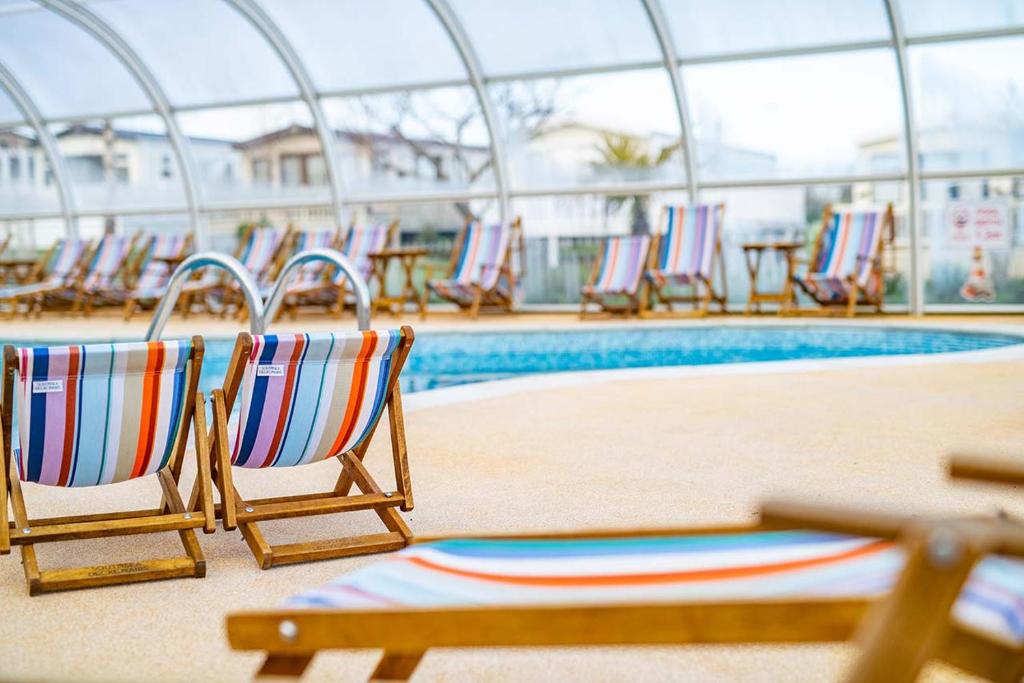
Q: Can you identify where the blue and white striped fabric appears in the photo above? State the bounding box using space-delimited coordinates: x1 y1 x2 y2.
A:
284 530 1024 646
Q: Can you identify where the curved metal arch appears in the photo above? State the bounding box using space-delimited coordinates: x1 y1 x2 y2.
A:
883 0 923 314
640 0 699 203
0 59 76 236
36 0 204 247
423 0 511 224
222 0 347 228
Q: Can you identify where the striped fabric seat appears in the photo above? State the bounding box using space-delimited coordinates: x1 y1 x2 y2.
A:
795 210 886 303
285 530 1024 646
647 205 721 287
80 234 134 293
11 339 194 487
0 238 90 298
130 234 190 296
291 229 339 285
583 235 650 296
428 221 511 303
338 224 390 282
185 227 284 291
230 330 402 469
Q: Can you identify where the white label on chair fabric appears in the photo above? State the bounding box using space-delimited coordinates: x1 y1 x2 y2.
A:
256 364 285 377
32 379 64 393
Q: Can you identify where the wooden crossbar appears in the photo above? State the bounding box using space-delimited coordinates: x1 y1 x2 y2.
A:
237 492 403 524
8 512 205 544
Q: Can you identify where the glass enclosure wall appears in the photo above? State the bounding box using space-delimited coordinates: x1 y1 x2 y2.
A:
0 0 1022 310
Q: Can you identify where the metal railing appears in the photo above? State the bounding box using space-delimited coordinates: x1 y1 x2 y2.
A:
145 252 264 341
263 248 371 331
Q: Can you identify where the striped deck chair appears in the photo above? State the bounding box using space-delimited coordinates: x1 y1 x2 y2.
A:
226 500 1024 681
793 204 894 317
43 231 140 315
421 217 523 319
180 224 290 318
644 204 727 317
0 237 92 319
580 234 651 318
121 233 193 321
1 337 214 595
280 222 394 318
207 327 415 569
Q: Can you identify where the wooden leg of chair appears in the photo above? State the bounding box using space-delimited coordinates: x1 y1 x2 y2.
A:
846 282 859 318
157 470 207 578
469 287 482 319
122 298 136 322
341 453 412 541
846 526 983 683
370 651 424 682
234 488 274 570
212 390 237 531
256 653 314 679
191 395 216 535
8 473 41 593
1 428 9 554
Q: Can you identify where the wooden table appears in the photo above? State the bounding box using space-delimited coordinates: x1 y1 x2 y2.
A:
367 247 428 316
740 241 804 315
0 256 39 284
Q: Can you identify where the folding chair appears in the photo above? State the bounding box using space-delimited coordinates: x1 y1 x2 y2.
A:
180 224 290 318
206 326 415 569
643 204 728 317
580 234 650 318
421 217 524 319
121 233 192 321
1 337 215 595
792 204 894 317
226 499 1024 681
42 231 140 316
280 222 394 318
0 237 92 318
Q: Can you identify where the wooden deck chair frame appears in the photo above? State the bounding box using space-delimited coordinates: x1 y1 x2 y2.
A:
641 203 729 319
579 236 651 319
2 238 95 320
420 216 524 320
231 224 297 322
225 499 1024 682
45 230 142 317
0 337 216 595
280 221 396 320
791 203 895 318
202 326 416 570
122 232 194 321
178 223 292 320
0 242 58 317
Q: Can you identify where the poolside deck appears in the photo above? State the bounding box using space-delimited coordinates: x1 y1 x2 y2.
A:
2 313 1023 681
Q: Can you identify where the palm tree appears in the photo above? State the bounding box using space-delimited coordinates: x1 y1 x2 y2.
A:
594 133 680 234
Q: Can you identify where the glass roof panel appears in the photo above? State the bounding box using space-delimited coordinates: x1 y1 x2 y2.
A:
449 0 660 77
0 86 22 124
0 7 150 118
662 0 890 58
53 115 186 213
88 0 298 107
684 50 904 180
258 0 467 92
909 37 1024 172
0 125 60 215
493 69 684 190
322 86 495 196
900 0 1024 37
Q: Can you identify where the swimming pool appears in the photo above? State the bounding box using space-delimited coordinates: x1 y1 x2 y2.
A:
2 326 1019 396
187 325 1021 394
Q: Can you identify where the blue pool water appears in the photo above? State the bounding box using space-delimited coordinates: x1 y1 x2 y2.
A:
2 326 1019 396
185 325 1018 394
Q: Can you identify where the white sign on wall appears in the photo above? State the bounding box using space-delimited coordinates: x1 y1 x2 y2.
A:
945 201 1010 249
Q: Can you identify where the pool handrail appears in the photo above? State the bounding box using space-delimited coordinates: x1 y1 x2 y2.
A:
146 252 264 341
262 248 371 331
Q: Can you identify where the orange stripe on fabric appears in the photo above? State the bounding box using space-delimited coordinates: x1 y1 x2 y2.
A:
131 342 163 478
328 332 377 456
830 213 852 277
460 225 482 283
57 346 81 486
258 334 306 468
601 239 620 291
405 539 893 587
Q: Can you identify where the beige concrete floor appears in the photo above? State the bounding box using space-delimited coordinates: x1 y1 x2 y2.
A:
0 314 1022 681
